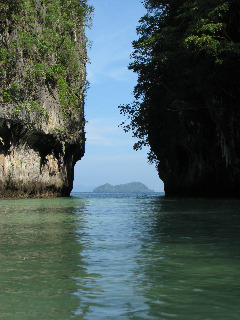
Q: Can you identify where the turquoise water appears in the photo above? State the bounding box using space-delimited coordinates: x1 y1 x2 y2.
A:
0 193 239 319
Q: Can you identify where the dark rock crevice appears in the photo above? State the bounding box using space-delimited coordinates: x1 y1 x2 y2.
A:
149 107 240 197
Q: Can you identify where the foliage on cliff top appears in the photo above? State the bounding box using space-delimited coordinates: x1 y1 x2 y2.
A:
119 0 240 163
0 0 93 117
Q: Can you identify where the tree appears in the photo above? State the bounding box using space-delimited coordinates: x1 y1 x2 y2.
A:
120 0 240 196
0 0 93 114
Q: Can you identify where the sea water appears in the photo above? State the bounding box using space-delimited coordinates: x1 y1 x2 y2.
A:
0 193 239 319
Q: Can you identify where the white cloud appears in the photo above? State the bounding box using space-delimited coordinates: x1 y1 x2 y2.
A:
85 117 134 147
87 55 133 83
108 66 130 82
82 153 147 163
86 25 134 84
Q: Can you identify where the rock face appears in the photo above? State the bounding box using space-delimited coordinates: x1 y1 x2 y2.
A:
148 108 240 197
0 103 84 198
120 1 240 198
0 1 88 198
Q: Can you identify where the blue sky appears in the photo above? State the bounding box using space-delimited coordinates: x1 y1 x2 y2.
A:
72 0 164 192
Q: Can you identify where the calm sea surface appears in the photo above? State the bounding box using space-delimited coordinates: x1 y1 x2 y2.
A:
0 193 239 319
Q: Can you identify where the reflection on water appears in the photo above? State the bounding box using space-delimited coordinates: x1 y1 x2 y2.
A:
0 198 89 319
0 194 239 319
133 198 240 320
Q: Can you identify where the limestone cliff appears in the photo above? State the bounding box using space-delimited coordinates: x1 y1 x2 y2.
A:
148 107 240 197
120 0 240 197
0 0 91 197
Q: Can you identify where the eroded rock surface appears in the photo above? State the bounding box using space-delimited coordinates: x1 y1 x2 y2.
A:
0 103 84 198
0 1 88 197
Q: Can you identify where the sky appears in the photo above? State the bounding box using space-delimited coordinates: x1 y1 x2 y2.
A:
72 0 164 192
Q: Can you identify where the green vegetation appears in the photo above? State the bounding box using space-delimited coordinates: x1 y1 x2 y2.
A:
0 0 93 117
93 182 154 193
119 0 240 164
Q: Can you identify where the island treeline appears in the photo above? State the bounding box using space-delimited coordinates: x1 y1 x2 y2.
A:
93 182 154 193
120 0 240 197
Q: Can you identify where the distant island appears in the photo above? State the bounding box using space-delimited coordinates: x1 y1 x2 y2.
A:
93 182 154 193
